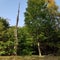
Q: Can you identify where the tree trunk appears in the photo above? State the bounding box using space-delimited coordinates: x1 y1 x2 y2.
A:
38 42 42 56
14 3 20 56
14 28 18 55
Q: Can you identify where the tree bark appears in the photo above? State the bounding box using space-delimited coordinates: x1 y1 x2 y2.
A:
14 3 20 56
14 28 18 55
38 42 42 56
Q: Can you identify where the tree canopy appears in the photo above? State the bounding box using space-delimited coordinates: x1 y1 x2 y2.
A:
0 0 60 56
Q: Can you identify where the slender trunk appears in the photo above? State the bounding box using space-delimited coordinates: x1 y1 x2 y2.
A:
14 3 20 56
14 28 18 55
38 42 42 56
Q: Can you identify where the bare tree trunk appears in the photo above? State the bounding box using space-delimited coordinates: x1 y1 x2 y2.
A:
14 3 20 56
38 42 42 56
14 28 18 55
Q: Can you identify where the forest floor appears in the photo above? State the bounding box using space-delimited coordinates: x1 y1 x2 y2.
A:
0 56 60 60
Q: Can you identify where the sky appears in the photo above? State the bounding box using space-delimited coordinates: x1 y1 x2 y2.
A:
0 0 60 27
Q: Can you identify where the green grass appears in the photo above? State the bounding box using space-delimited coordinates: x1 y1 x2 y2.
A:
0 56 60 60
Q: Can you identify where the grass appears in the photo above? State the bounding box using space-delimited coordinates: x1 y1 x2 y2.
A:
0 56 60 60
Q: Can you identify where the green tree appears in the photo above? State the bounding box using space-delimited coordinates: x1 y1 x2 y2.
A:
0 17 9 55
17 26 33 55
0 18 14 56
25 0 60 56
25 0 46 56
6 27 15 55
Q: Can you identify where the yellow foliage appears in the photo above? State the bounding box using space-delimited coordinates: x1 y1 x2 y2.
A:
45 0 55 8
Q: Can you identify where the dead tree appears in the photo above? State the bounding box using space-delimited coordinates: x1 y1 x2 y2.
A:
14 3 20 55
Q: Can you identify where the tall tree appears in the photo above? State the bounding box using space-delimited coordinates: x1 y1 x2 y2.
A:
14 3 20 55
25 0 46 56
24 0 60 56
